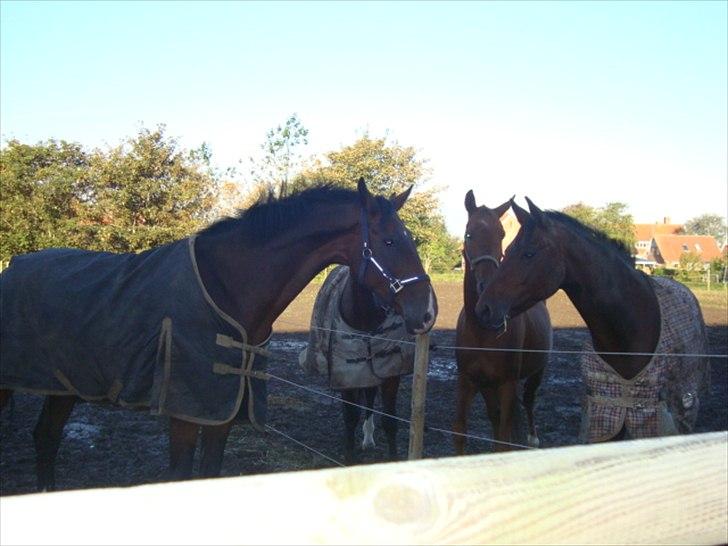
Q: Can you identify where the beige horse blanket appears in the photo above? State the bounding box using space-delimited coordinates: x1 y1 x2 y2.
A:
580 276 710 443
299 266 415 390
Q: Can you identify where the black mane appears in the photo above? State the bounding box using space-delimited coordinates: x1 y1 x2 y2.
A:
200 184 394 241
546 210 635 266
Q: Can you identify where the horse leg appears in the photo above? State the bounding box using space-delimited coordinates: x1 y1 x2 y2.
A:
380 376 401 461
494 381 518 452
168 417 199 481
199 421 234 478
0 389 12 411
453 374 477 456
523 369 544 447
361 387 377 450
480 384 501 449
33 395 77 491
341 389 361 465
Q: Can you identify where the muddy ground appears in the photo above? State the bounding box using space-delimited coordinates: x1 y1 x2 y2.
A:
1 283 726 496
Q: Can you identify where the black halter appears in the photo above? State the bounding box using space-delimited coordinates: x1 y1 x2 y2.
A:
357 206 430 300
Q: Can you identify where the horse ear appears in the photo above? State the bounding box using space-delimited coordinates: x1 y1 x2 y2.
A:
525 196 548 226
390 185 413 211
511 199 531 225
492 195 514 219
464 190 477 214
357 178 373 209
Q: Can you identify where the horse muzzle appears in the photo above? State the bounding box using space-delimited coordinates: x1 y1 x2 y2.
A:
475 300 509 333
400 285 438 335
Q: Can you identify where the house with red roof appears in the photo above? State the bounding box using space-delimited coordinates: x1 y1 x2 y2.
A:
650 234 723 268
633 218 683 260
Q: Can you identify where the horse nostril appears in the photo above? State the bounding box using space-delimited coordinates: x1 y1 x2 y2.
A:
423 312 432 324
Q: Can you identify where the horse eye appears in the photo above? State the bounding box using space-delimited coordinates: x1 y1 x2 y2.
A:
524 251 535 258
384 239 394 247
465 233 471 240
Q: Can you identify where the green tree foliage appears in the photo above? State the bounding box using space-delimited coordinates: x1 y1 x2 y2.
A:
0 127 218 260
249 114 309 198
562 201 636 251
294 135 461 273
684 213 727 247
0 139 91 260
80 127 217 252
677 251 704 282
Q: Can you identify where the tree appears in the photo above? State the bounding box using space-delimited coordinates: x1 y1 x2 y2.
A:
80 126 218 252
294 135 461 273
248 114 309 198
0 139 91 261
685 214 727 247
562 201 635 251
0 127 219 260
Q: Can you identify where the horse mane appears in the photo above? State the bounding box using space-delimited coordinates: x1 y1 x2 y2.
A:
200 184 394 242
545 210 635 266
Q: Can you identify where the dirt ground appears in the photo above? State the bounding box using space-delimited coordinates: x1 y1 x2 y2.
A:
1 282 726 496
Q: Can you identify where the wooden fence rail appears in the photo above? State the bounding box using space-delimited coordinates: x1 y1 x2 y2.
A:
1 431 725 545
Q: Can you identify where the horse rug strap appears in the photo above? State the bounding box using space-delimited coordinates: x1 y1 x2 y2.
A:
0 237 268 429
579 276 711 443
298 265 415 390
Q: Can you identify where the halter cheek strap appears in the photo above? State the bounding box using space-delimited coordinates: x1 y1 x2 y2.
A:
358 206 430 297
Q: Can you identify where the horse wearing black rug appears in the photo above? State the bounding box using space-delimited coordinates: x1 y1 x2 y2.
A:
300 263 423 464
0 180 436 490
476 197 710 442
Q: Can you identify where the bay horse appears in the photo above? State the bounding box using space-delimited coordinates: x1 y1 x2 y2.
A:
0 179 436 490
476 197 710 442
454 190 552 454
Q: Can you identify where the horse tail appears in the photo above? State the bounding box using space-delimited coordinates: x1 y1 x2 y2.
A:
0 389 15 420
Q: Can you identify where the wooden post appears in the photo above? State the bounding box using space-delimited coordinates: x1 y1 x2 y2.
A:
408 332 430 460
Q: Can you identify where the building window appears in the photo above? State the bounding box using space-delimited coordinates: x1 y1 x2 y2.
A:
682 244 689 252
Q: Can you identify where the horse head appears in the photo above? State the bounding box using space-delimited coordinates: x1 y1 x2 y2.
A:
463 190 511 307
475 196 565 330
352 178 437 334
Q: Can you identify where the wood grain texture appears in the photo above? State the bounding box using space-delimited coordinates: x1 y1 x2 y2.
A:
408 333 431 460
2 432 725 545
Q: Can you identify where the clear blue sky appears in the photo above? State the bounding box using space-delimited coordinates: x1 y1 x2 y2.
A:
2 1 726 234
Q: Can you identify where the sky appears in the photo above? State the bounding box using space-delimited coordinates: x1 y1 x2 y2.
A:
1 1 726 235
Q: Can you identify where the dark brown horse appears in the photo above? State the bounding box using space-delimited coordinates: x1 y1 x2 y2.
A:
454 191 552 454
338 269 410 464
0 179 436 490
476 197 710 442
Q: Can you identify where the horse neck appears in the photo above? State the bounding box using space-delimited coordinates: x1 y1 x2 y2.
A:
195 203 360 344
462 265 479 320
339 273 386 332
559 228 660 376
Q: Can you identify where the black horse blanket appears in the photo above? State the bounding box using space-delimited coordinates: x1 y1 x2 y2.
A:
0 237 267 428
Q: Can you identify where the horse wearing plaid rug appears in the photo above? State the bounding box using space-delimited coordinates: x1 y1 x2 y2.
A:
0 180 435 490
476 197 710 442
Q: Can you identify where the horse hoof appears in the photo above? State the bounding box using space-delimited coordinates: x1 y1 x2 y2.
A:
527 434 540 448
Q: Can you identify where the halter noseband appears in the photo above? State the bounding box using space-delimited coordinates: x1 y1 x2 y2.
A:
357 206 430 297
465 249 501 270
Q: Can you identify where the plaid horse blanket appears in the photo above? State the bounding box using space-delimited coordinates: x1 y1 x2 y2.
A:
299 266 415 390
580 276 710 443
0 237 267 428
